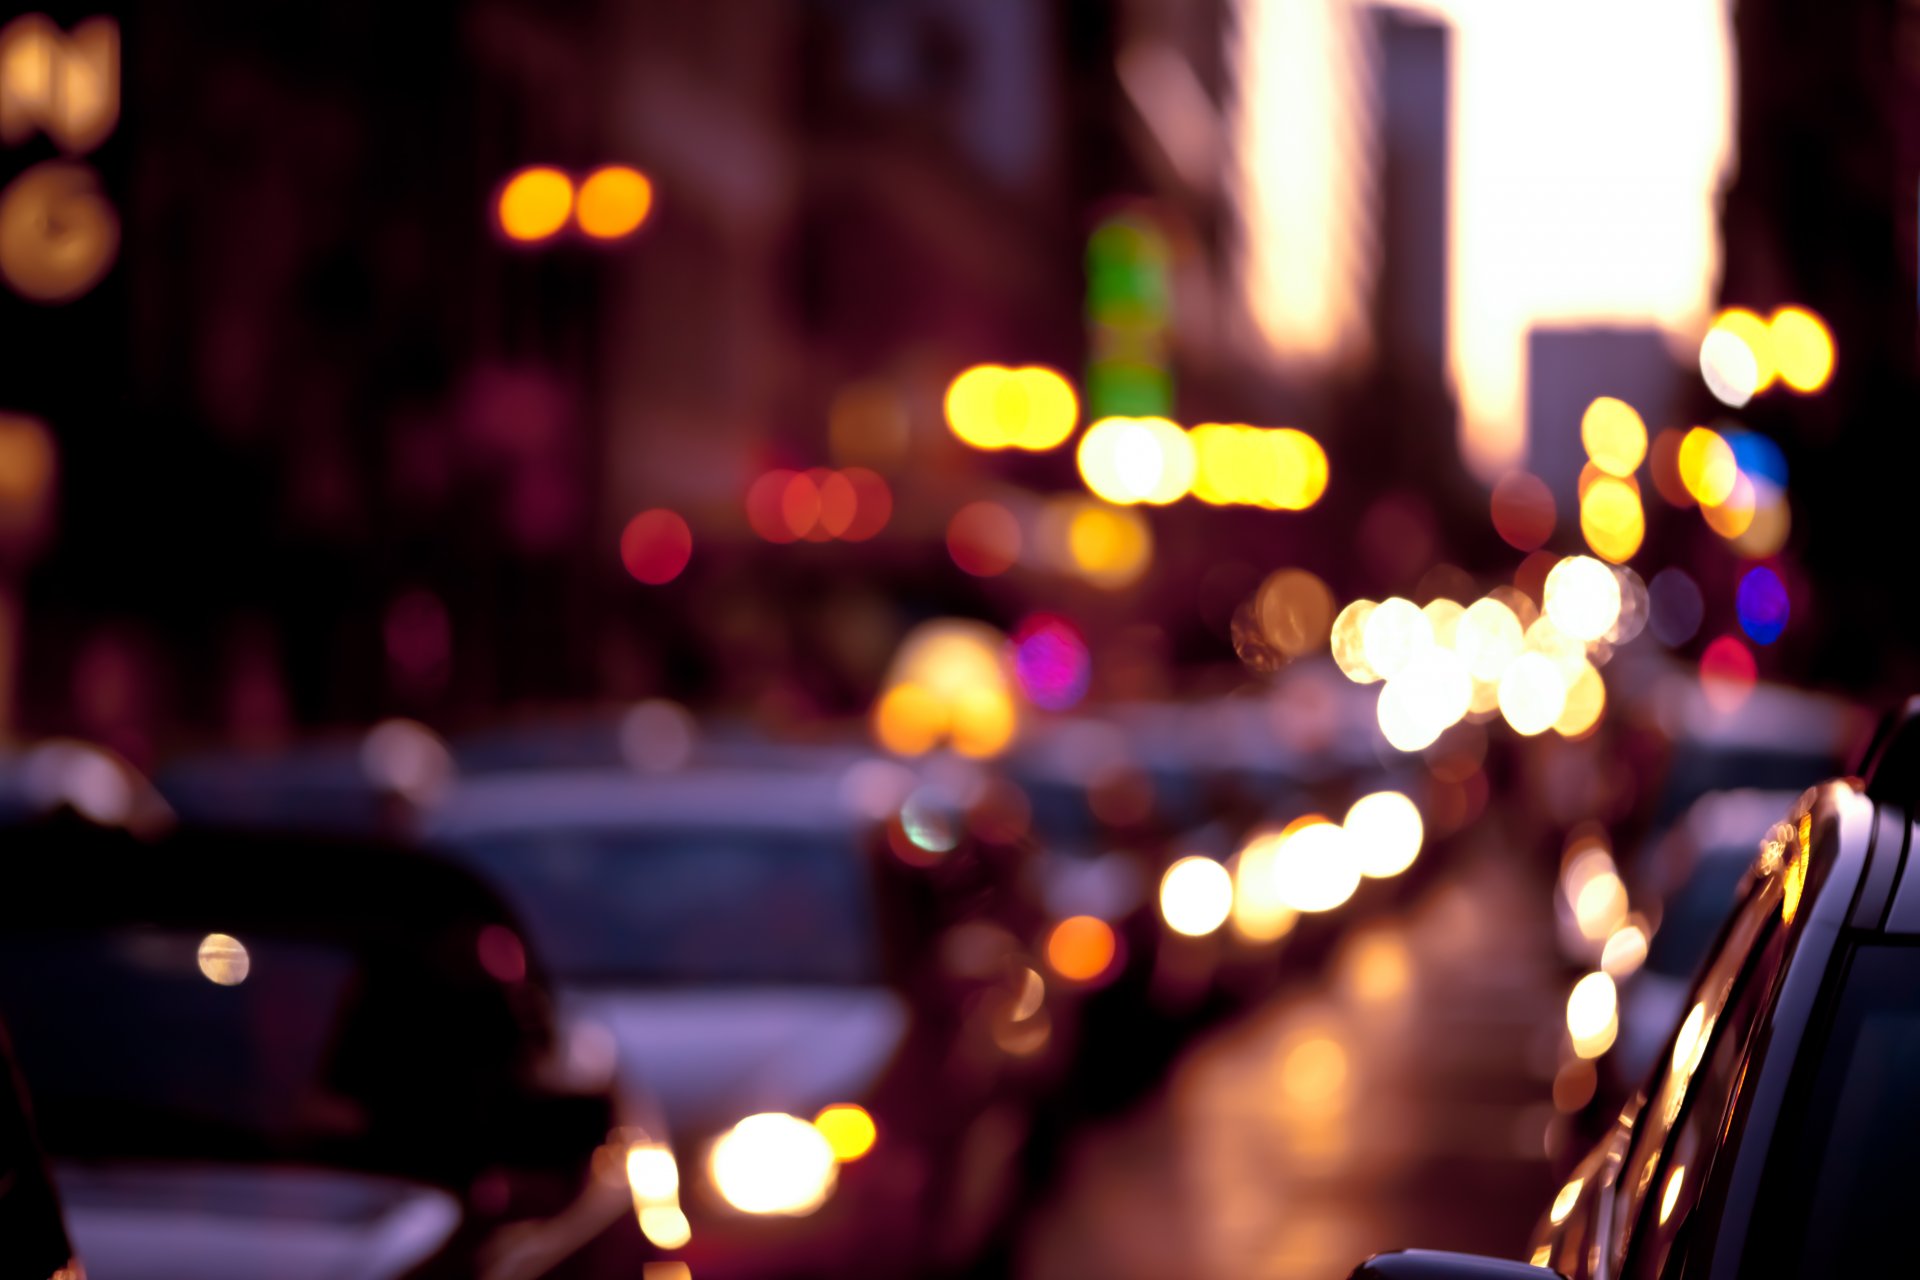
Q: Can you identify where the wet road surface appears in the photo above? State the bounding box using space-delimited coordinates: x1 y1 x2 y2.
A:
1023 848 1562 1280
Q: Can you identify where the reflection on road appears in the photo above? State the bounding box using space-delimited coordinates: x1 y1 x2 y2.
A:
1026 849 1558 1280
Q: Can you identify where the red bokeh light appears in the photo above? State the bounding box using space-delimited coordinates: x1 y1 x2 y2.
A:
1699 634 1757 712
1490 471 1556 551
476 924 528 983
748 466 892 543
815 468 859 538
619 509 693 584
782 471 825 540
947 501 1021 577
747 469 799 542
839 468 892 541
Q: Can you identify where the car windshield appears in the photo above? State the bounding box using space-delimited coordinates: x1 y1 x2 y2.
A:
1745 943 1920 1275
0 925 528 1184
444 826 881 985
1021 779 1103 853
1644 853 1751 979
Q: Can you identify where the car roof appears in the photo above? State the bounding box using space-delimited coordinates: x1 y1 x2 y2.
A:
0 819 528 944
425 768 871 841
453 711 877 774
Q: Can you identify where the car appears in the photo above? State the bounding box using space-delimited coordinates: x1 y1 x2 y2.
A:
423 765 1063 1279
1603 789 1801 1098
0 820 621 1280
1347 696 1920 1279
0 1016 80 1280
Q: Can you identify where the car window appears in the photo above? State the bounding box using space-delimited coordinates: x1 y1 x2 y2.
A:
447 827 881 985
1643 854 1751 980
1609 864 1781 1275
0 924 533 1185
0 929 360 1153
1741 942 1920 1276
1620 905 1787 1279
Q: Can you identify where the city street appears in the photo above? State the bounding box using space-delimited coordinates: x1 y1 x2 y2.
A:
1027 846 1559 1280
0 2 1910 1278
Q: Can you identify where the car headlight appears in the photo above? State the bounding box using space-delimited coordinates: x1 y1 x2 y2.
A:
626 1141 690 1249
626 1142 680 1202
708 1113 838 1215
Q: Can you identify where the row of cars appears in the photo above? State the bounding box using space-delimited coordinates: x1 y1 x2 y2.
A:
0 670 1430 1279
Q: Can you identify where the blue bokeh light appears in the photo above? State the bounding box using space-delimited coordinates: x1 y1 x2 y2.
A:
1735 566 1790 646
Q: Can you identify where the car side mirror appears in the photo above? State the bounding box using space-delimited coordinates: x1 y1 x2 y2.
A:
1348 1250 1568 1280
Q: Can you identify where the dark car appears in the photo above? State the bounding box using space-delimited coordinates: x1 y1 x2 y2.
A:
1349 699 1920 1280
424 765 1062 1279
0 821 619 1280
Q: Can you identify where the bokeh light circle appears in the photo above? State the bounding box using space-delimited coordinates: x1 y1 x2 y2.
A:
1730 481 1790 559
1699 328 1759 407
1606 566 1650 645
576 165 653 239
1735 566 1790 646
1011 614 1091 710
1361 597 1431 681
1345 791 1424 878
1700 635 1757 712
947 501 1022 577
1267 429 1331 510
838 468 893 541
1077 416 1194 505
1678 428 1738 507
497 166 573 242
1064 502 1153 588
1499 652 1568 736
1580 397 1647 477
619 509 693 584
1331 600 1381 684
1768 307 1833 393
1490 471 1557 551
1648 568 1704 647
1554 661 1607 738
1456 598 1524 683
1159 856 1234 937
1377 650 1471 753
747 469 800 543
1544 556 1622 642
1047 915 1119 982
1269 821 1361 913
1699 471 1757 540
1255 569 1335 657
1579 475 1645 563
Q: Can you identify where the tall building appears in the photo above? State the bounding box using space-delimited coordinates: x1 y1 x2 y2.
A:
1371 5 1448 394
1526 326 1678 507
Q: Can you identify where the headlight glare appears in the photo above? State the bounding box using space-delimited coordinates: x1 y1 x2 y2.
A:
708 1113 838 1215
626 1142 679 1202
